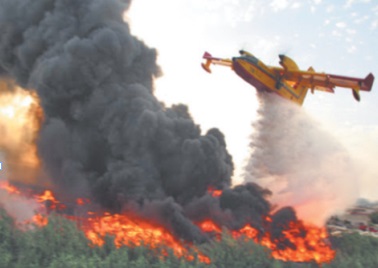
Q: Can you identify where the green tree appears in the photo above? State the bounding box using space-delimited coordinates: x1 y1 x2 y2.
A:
369 211 378 224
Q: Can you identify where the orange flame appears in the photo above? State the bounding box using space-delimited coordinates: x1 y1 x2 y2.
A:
266 221 335 263
0 182 334 264
198 219 222 233
0 181 21 195
35 190 67 210
207 186 222 197
0 182 210 263
199 218 335 264
82 212 210 263
0 79 48 186
31 214 49 227
232 224 259 240
84 212 181 248
76 198 90 206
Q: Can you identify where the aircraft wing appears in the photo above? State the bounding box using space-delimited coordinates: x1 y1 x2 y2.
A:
272 68 374 101
201 52 232 73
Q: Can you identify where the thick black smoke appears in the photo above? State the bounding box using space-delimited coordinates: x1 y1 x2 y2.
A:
0 0 285 242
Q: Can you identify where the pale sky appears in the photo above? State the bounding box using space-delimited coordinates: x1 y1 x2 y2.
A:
128 0 378 197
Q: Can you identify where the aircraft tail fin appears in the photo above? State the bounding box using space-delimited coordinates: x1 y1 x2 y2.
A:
351 73 374 101
361 73 374 91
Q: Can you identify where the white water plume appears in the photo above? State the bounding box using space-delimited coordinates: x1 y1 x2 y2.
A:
244 93 358 225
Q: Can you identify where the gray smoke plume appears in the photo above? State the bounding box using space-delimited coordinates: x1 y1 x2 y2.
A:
244 93 358 225
0 0 279 242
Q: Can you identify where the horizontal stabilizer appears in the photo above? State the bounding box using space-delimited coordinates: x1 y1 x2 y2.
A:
352 88 360 101
201 62 212 73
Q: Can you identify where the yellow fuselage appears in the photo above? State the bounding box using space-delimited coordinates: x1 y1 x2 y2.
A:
232 56 307 104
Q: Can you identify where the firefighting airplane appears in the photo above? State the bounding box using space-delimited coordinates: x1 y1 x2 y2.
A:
201 50 374 105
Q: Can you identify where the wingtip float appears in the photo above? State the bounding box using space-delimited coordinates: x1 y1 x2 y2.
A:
201 50 374 105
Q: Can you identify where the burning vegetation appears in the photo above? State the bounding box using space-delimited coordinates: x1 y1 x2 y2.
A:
0 0 336 266
0 180 335 265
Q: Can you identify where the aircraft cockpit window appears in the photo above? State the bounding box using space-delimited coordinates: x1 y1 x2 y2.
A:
244 55 258 64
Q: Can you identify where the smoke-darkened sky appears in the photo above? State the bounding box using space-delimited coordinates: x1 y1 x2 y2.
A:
0 0 376 236
0 0 284 241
